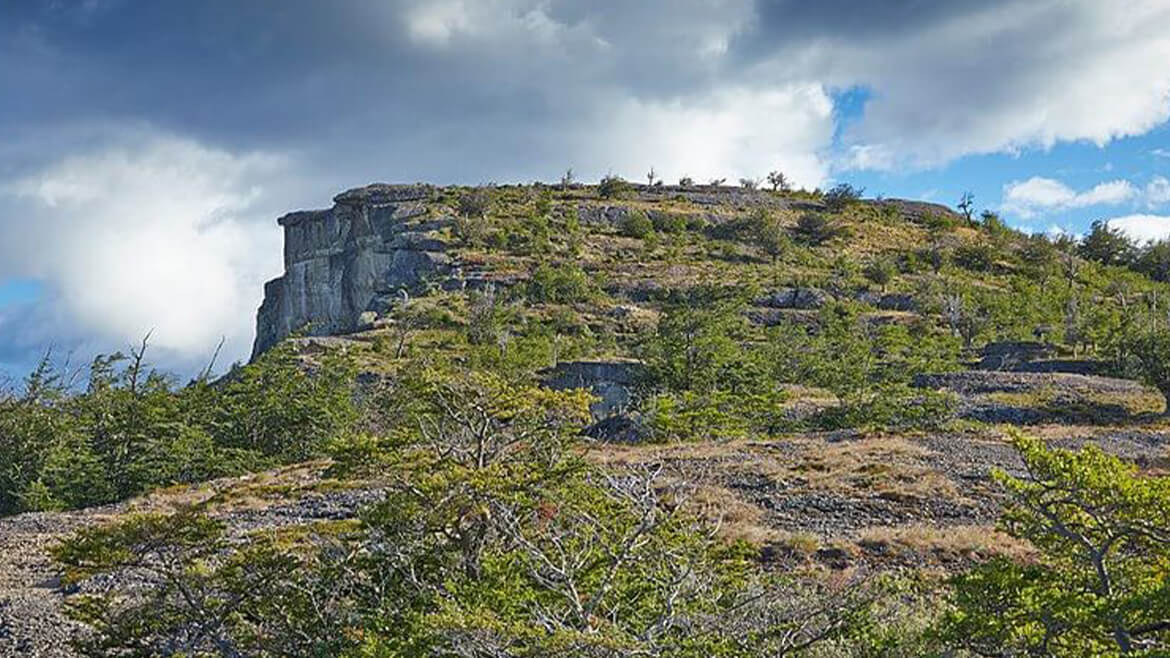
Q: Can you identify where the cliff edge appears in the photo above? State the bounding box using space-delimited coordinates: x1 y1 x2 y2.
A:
252 184 451 358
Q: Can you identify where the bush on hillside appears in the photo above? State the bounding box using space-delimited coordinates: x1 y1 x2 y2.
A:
822 183 864 212
598 174 632 199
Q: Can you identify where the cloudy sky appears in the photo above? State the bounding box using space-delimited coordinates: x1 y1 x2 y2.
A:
2 0 1170 375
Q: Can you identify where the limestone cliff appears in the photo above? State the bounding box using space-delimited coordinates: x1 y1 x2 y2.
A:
252 184 451 358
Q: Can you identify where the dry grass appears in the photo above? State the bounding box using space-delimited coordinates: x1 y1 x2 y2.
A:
588 438 754 466
593 433 969 512
685 484 779 545
123 460 346 515
765 436 965 504
772 530 822 558
856 524 1036 563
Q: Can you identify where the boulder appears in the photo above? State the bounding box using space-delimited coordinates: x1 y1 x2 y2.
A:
540 359 647 418
584 414 649 443
756 287 829 310
976 341 1054 370
876 293 917 311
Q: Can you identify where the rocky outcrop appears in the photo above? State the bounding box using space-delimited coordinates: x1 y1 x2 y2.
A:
912 370 1155 424
878 199 964 225
540 359 646 418
252 184 452 358
755 287 829 310
976 341 1054 370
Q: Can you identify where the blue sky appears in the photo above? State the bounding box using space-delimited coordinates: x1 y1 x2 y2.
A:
2 0 1170 376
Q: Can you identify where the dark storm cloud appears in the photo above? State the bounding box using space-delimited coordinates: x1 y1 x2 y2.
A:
1 0 763 184
743 0 992 44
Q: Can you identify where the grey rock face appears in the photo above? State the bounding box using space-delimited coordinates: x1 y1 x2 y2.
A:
252 184 450 358
976 341 1054 370
541 359 647 418
756 287 829 310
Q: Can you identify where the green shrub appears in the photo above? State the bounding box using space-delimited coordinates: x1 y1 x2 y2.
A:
640 297 765 395
940 433 1170 656
863 257 897 292
651 211 687 234
794 212 848 245
953 242 997 271
812 384 956 431
823 182 864 212
598 174 632 199
526 262 598 304
620 210 655 239
212 343 358 462
456 187 492 217
56 363 898 656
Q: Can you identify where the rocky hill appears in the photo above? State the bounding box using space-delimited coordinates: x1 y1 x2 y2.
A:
4 180 1170 656
252 182 960 358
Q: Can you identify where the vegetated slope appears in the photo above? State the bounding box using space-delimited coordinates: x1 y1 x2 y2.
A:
3 180 1169 656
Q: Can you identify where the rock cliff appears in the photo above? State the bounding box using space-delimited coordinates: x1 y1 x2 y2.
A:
252 184 451 358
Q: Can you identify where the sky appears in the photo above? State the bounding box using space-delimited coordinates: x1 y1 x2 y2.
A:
1 0 1170 377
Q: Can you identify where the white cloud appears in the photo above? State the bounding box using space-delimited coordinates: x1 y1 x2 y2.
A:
578 84 834 188
0 132 289 368
1108 214 1170 243
823 0 1170 169
1001 176 1138 218
1146 176 1170 207
1153 148 1170 158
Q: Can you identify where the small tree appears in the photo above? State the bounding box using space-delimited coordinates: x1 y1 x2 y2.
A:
678 175 694 188
1127 323 1170 414
863 258 896 293
1134 239 1170 282
643 304 740 395
1079 219 1136 267
559 168 574 190
646 167 657 187
739 177 759 190
766 170 791 193
957 191 975 224
756 214 790 264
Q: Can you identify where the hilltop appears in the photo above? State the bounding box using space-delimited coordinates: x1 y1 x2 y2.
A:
253 181 984 359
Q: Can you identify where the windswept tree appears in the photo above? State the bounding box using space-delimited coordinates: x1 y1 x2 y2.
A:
942 432 1170 656
822 183 864 212
1079 219 1136 267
